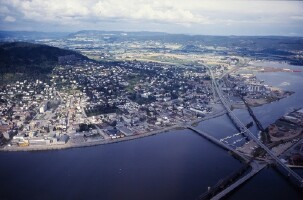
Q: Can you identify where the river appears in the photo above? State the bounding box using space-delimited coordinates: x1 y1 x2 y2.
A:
0 130 242 200
0 61 303 200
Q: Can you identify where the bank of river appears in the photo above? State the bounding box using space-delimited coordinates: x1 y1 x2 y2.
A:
0 61 302 200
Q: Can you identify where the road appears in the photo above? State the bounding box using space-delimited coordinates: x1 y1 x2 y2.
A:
205 64 303 187
81 105 110 140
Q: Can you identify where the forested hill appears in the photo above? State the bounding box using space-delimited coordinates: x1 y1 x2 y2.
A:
0 42 87 70
0 42 88 84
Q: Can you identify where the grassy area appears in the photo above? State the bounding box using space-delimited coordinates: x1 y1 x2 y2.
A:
191 122 199 127
129 54 197 66
65 89 82 95
252 146 266 157
126 76 141 92
86 55 102 61
260 129 271 144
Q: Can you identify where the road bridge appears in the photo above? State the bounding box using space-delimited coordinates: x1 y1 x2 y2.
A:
188 125 268 199
198 161 266 200
210 161 266 200
206 65 303 188
240 96 265 132
187 126 248 162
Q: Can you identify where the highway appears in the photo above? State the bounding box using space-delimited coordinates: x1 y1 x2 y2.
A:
206 64 303 187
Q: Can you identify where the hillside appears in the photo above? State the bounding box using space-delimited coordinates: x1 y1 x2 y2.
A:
0 42 88 84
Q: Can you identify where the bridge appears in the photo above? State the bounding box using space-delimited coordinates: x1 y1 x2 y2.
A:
198 161 266 200
187 126 269 199
188 126 248 162
240 96 265 132
206 65 303 188
187 126 266 199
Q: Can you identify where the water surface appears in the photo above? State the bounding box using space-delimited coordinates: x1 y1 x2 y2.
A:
0 130 241 200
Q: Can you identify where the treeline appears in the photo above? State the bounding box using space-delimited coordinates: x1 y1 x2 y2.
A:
85 104 118 117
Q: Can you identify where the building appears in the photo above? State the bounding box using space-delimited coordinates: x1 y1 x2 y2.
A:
117 126 133 136
57 134 69 144
29 138 50 146
39 102 48 113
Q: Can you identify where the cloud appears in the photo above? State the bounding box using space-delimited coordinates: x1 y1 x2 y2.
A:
290 16 303 21
4 16 16 22
0 0 209 25
0 0 303 35
92 0 210 24
0 6 10 15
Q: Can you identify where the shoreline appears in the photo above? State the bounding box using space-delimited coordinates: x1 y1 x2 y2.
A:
230 91 294 110
0 109 227 152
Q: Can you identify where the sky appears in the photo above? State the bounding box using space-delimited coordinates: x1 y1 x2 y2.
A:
1 0 303 36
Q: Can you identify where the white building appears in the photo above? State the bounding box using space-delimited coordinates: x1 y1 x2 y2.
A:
39 102 47 113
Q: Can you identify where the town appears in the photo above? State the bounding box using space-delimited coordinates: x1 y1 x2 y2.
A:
0 54 295 152
1 1 303 199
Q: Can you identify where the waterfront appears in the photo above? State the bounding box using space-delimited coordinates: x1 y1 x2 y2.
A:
197 61 303 199
1 61 303 199
223 61 303 199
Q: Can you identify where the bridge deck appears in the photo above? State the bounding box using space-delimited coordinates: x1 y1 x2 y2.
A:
187 126 248 162
206 65 303 187
211 162 266 200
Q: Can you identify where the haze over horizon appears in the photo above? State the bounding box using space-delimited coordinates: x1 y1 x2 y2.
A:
1 0 303 36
